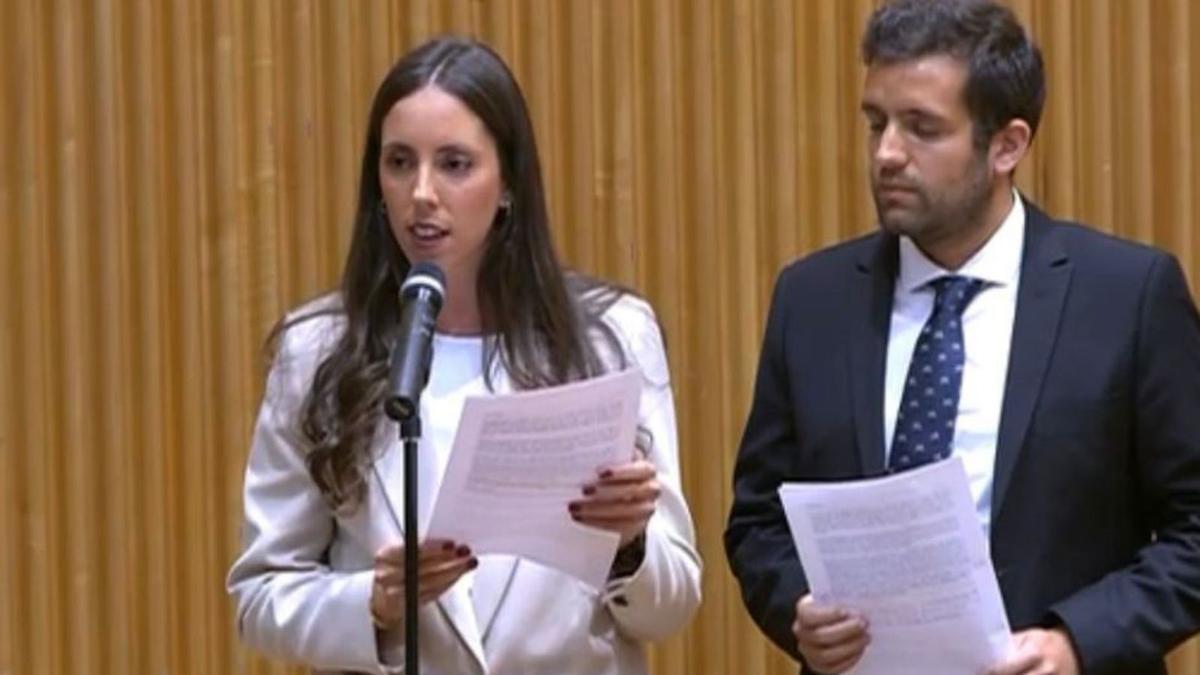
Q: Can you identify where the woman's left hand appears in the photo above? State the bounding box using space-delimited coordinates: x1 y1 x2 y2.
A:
569 451 660 547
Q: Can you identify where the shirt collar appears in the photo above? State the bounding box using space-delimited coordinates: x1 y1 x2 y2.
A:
897 188 1026 293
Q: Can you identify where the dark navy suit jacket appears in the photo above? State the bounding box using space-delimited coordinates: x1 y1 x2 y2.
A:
725 200 1200 675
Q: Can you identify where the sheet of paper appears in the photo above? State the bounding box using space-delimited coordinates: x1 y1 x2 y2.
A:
779 457 1012 675
425 368 641 591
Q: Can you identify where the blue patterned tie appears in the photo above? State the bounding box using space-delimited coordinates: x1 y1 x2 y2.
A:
888 275 985 473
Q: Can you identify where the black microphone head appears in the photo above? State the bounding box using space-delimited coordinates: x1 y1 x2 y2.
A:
386 261 446 423
400 261 446 306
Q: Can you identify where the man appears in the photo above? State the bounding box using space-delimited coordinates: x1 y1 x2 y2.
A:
724 1 1200 674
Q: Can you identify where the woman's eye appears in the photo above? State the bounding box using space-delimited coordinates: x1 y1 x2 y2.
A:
441 154 473 174
385 153 412 170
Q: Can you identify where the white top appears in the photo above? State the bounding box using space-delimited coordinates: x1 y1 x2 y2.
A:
884 192 1025 537
415 332 487 536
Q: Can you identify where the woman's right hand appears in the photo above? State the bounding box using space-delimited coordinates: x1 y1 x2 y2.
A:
370 540 477 629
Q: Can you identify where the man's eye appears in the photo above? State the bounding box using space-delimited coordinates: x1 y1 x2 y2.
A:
863 115 887 135
911 123 941 139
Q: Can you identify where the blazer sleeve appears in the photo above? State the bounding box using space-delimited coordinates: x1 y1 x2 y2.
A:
226 318 396 674
1050 253 1200 672
724 265 811 664
600 297 704 642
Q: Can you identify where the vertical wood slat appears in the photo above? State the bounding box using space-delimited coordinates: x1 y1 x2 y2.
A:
129 0 167 669
93 1 134 671
3 2 1200 674
1 0 31 670
30 0 65 672
0 0 14 666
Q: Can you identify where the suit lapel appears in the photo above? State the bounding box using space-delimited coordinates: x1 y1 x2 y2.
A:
850 235 898 477
991 204 1072 522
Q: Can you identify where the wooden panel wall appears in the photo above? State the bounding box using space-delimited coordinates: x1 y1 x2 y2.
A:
2 1 1197 673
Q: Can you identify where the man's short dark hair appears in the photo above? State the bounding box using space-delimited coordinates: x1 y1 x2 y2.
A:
861 0 1045 148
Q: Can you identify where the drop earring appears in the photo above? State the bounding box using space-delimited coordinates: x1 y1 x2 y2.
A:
498 193 513 221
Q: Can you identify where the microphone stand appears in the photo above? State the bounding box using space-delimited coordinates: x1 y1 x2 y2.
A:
398 413 421 675
383 260 445 675
385 394 427 675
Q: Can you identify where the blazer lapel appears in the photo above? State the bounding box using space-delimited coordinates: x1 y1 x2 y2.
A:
991 204 1072 522
371 434 490 673
434 583 487 673
850 234 898 477
372 429 408 534
475 557 521 642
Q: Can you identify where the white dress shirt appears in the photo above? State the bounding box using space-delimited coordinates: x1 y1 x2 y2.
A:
884 192 1025 537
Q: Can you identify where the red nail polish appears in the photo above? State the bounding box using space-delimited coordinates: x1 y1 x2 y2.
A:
468 557 479 570
442 541 455 552
456 545 471 557
599 470 613 479
582 485 595 496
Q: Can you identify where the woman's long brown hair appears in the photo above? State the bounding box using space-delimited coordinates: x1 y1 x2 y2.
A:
280 37 629 512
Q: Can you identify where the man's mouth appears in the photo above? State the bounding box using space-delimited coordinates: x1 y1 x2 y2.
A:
876 181 917 194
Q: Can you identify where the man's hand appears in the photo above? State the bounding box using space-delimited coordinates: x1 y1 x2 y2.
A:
793 594 870 674
984 627 1079 675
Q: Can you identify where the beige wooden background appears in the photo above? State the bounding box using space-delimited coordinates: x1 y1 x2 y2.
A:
3 1 1199 673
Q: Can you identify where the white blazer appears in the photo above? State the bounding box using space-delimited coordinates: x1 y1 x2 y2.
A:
227 293 702 674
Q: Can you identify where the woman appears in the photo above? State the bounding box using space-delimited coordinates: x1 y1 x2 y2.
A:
227 36 701 674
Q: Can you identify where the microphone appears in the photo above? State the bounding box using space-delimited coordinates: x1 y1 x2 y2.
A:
385 262 446 422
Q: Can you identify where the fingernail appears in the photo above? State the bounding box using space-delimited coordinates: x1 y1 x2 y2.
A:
599 469 613 479
581 485 595 496
456 545 471 557
468 557 479 570
568 502 580 513
442 541 455 552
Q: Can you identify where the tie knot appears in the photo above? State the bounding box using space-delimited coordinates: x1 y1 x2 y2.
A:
930 275 984 315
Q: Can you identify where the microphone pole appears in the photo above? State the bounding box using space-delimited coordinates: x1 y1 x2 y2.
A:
384 262 445 675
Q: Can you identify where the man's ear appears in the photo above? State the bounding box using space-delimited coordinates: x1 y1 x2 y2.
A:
990 118 1032 176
